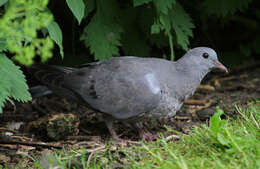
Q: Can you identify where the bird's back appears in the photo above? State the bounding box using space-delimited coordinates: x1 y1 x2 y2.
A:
62 57 175 119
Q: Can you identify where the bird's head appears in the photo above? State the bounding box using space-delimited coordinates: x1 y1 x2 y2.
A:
183 47 228 73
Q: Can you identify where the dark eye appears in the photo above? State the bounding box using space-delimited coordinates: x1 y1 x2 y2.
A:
202 52 209 59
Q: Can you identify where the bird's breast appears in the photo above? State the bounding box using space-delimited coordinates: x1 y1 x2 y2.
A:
144 87 182 119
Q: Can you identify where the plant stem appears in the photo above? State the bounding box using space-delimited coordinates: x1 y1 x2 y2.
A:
167 31 174 61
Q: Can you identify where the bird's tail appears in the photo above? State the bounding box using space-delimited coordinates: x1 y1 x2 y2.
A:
28 64 78 98
29 85 53 98
28 64 76 87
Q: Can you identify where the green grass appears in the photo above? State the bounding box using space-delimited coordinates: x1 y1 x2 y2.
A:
122 104 260 169
3 101 260 169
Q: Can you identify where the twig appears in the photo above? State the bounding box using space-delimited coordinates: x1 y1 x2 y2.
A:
197 85 215 91
87 151 94 168
66 135 101 141
184 99 206 106
0 138 62 149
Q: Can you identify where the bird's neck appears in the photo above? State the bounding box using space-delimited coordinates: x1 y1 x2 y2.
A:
175 58 210 82
174 60 210 95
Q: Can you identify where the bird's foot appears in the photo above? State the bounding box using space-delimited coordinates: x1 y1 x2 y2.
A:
112 135 126 142
111 135 140 145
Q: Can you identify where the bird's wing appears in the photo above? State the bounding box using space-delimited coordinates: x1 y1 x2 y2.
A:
62 58 162 119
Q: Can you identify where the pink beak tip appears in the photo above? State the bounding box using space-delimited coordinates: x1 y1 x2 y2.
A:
215 61 228 73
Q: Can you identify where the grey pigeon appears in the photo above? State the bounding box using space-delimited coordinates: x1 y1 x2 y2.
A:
29 47 228 141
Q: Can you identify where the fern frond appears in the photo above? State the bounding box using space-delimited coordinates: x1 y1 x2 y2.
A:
0 75 11 113
82 16 123 61
153 0 176 14
153 2 194 54
168 3 195 50
81 0 123 60
0 39 8 52
0 54 31 113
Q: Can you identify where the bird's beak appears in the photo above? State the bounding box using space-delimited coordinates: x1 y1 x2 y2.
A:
213 61 228 73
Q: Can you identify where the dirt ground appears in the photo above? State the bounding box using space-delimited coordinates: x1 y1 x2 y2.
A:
0 62 260 168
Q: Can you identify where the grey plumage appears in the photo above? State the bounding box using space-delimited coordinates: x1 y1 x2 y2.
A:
29 47 227 141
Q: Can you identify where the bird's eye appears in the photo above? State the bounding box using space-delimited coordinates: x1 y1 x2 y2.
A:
202 52 209 59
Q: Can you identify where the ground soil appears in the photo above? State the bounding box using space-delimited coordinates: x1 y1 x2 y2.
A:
0 63 260 168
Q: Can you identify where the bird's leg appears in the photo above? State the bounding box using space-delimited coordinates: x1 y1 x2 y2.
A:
134 122 158 141
104 115 123 142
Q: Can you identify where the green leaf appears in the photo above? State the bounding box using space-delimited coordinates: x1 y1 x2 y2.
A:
133 0 152 7
0 53 32 113
82 16 123 60
0 0 8 7
0 39 8 52
169 3 194 50
210 106 224 135
66 0 85 24
151 22 160 34
217 133 230 146
153 0 176 14
47 21 64 58
203 0 252 17
0 75 10 113
153 2 194 58
81 0 123 60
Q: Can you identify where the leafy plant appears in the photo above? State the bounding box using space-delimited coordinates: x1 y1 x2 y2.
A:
208 105 259 155
209 107 231 147
66 0 85 24
0 53 31 113
0 0 57 112
81 0 194 61
81 0 123 61
0 0 54 65
46 21 64 58
152 1 194 60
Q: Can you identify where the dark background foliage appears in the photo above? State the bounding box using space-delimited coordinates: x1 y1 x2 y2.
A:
48 0 260 67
